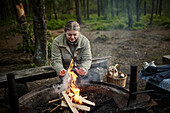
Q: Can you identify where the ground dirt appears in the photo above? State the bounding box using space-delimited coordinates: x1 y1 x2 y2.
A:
0 24 170 112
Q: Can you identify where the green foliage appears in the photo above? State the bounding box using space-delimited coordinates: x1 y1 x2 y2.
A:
26 16 33 22
84 15 128 30
59 14 76 20
84 13 170 31
47 19 66 30
47 37 54 58
30 63 38 68
133 21 147 30
47 14 76 30
0 18 17 27
16 24 35 54
152 15 170 28
17 42 35 54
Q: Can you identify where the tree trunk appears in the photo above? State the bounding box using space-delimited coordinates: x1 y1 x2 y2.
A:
149 0 155 25
86 0 89 19
144 1 146 15
159 0 162 16
75 0 83 24
67 0 72 11
23 0 27 15
116 0 119 16
103 0 108 19
101 0 104 16
155 0 159 15
111 0 114 17
83 0 86 18
52 0 58 20
8 0 14 18
48 0 52 20
136 0 140 21
28 0 33 16
32 0 48 66
97 0 100 17
127 0 133 28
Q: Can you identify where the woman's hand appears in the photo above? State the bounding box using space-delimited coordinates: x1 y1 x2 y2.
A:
59 69 67 77
75 68 86 76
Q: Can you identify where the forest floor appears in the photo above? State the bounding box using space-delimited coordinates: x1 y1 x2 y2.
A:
0 24 170 112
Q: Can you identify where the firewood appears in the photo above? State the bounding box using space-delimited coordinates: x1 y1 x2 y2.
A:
50 105 60 112
76 96 95 106
73 103 90 111
68 92 87 99
61 100 90 111
62 91 79 113
61 100 68 107
68 92 74 97
48 97 63 103
68 92 95 106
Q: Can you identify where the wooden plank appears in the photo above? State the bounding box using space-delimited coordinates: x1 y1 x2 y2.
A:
62 91 79 113
76 96 95 106
74 103 90 111
61 100 90 111
0 66 56 88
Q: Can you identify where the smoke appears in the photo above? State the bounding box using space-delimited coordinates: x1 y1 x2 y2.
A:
52 72 70 95
52 67 105 96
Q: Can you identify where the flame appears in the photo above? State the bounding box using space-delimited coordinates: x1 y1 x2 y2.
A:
68 59 82 104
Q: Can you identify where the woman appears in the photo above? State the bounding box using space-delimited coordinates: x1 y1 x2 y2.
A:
51 21 92 78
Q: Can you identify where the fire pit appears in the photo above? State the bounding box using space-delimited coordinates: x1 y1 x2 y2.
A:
19 81 128 113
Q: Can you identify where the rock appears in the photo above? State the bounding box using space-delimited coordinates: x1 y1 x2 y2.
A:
162 55 170 64
95 35 109 42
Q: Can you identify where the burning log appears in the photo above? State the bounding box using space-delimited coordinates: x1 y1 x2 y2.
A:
62 91 79 113
68 92 88 99
49 59 95 112
61 100 90 111
75 95 95 106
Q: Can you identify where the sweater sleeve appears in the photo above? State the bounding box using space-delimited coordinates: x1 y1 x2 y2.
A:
79 39 92 74
51 38 65 75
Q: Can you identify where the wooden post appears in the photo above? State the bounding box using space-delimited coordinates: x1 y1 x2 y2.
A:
7 73 19 113
129 65 138 100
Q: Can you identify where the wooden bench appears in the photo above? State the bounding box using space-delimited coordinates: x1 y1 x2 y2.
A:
0 56 111 88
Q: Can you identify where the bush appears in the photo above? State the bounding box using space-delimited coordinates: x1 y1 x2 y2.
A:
47 19 65 30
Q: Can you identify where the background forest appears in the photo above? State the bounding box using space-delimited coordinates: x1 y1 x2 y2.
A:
0 0 170 71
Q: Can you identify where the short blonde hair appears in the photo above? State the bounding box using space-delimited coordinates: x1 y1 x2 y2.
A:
64 21 80 32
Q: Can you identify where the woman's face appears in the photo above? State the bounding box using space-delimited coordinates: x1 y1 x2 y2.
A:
66 30 79 42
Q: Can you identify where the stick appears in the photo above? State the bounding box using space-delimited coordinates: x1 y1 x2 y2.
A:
61 100 90 111
50 105 60 113
48 97 63 103
62 91 79 113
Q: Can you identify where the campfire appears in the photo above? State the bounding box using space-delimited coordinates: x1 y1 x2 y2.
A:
48 59 95 113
